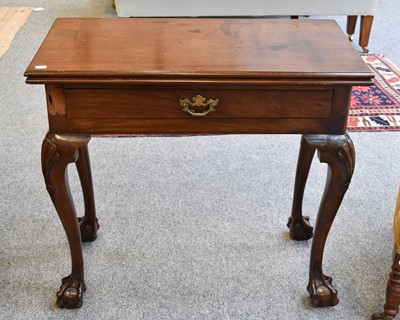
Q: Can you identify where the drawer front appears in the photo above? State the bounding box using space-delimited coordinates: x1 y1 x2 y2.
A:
65 88 333 119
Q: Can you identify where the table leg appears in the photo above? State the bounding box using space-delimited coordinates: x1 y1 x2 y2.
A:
287 135 316 240
302 133 355 307
76 145 99 242
41 132 91 308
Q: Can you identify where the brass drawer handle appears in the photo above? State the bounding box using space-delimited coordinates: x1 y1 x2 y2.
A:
179 95 219 117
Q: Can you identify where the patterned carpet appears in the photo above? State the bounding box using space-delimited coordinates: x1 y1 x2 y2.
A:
348 54 400 131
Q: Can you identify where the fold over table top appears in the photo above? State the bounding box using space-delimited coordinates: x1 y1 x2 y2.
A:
25 18 373 85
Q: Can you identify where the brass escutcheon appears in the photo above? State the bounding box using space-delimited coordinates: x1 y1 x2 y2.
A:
179 95 219 117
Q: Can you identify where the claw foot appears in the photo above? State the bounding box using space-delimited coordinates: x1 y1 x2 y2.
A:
287 215 314 240
307 274 339 307
78 217 99 242
56 275 86 309
371 312 395 320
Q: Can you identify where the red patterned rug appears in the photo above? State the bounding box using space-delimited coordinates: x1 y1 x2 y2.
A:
348 54 400 131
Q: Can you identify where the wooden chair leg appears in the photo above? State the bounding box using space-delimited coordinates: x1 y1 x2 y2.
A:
372 189 400 319
372 252 400 320
346 16 358 42
360 15 374 53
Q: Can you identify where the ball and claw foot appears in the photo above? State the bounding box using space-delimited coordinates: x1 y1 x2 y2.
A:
287 215 314 240
308 274 339 307
78 217 100 243
56 275 86 309
371 312 395 320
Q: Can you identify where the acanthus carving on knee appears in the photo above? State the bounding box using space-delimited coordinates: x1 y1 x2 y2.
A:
305 134 355 193
41 133 91 197
41 134 61 194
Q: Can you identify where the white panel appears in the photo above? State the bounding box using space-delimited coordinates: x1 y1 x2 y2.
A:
115 0 377 18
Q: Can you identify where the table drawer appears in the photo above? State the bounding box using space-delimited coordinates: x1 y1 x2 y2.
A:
65 88 333 119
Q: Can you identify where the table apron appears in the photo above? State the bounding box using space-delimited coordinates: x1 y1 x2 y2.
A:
45 84 352 135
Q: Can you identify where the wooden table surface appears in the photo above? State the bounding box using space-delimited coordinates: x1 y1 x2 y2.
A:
25 18 372 84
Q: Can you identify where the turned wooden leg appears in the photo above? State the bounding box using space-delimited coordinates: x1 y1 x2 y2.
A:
360 15 374 53
41 132 91 309
287 135 316 240
76 145 99 243
305 133 355 307
372 190 400 319
346 16 358 42
372 252 400 320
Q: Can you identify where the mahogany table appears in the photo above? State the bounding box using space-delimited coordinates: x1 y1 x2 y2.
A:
25 18 373 309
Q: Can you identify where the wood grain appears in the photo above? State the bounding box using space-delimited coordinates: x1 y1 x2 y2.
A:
394 189 400 253
64 87 333 119
25 18 373 85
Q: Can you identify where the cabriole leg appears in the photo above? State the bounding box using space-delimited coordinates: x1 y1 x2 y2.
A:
304 134 355 307
41 132 91 308
288 135 316 240
76 145 99 242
